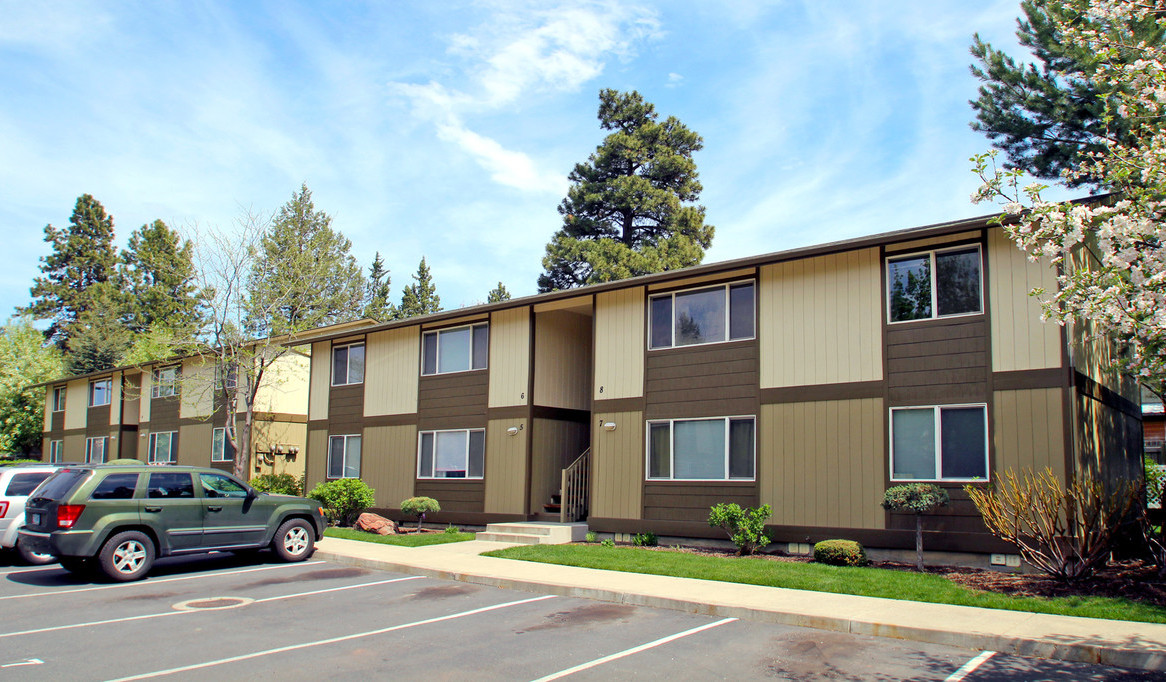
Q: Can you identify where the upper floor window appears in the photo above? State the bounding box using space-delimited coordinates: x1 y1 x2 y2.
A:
890 404 988 482
649 281 755 350
51 386 66 412
887 245 982 323
89 379 112 407
216 362 237 391
332 342 365 386
647 416 755 481
422 323 488 375
152 366 179 398
417 429 484 479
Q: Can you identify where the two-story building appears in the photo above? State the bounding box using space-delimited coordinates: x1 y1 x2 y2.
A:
292 211 1138 558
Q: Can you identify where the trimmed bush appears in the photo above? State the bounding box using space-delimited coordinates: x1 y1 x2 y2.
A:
709 503 772 555
585 531 598 543
308 478 376 526
632 531 658 547
882 483 949 571
814 539 868 567
250 473 302 496
400 496 441 531
601 538 615 548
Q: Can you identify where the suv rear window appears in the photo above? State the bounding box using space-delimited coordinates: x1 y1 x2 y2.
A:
34 469 90 501
91 473 140 500
4 472 52 497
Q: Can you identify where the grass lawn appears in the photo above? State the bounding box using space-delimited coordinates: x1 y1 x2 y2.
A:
325 527 475 547
483 544 1166 624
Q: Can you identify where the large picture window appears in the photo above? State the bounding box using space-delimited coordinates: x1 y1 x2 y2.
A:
647 416 755 481
52 386 66 412
887 245 982 323
417 429 485 479
328 434 362 479
331 343 365 386
148 431 176 464
85 436 108 464
891 404 988 481
211 428 236 462
89 379 112 407
422 324 488 375
152 366 179 398
649 281 755 350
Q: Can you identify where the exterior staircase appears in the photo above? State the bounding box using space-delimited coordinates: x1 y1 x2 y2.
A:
476 522 588 545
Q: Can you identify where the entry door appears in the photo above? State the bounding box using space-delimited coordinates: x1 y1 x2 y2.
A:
197 472 267 549
145 472 203 552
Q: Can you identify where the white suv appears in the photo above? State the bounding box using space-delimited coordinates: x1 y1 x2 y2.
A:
1 463 60 565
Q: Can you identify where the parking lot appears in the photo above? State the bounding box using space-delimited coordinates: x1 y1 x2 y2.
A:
0 553 1158 681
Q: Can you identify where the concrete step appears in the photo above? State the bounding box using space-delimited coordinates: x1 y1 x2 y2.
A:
481 522 588 545
474 532 544 544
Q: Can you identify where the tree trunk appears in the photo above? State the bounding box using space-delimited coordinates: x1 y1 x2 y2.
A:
915 514 925 571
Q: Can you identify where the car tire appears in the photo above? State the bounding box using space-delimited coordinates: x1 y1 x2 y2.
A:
59 557 94 575
16 538 57 566
271 519 314 562
97 531 155 582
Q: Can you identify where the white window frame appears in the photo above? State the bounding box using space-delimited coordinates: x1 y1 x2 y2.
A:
648 280 756 351
331 342 365 386
215 362 237 391
151 366 179 398
645 415 756 482
49 439 64 463
327 434 362 479
52 386 66 412
148 431 176 464
421 323 489 376
85 436 108 464
885 244 984 324
89 379 112 407
211 427 235 462
416 428 486 480
889 403 990 482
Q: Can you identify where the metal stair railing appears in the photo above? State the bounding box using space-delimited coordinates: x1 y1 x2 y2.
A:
560 447 590 523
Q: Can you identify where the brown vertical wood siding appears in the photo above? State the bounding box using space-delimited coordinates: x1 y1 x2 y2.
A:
644 341 759 420
414 480 484 512
885 318 989 405
148 396 180 431
642 482 757 523
417 371 489 430
86 405 111 437
529 419 590 514
328 384 365 431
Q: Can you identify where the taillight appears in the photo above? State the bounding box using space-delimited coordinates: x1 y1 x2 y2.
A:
0 501 8 518
57 504 85 529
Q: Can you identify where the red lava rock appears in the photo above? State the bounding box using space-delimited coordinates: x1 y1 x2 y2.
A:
355 513 398 536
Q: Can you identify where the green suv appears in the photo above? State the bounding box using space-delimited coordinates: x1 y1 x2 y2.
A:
19 462 326 581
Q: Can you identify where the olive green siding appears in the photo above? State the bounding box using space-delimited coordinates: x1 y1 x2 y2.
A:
590 411 643 519
488 308 530 409
534 310 592 411
993 388 1065 482
987 229 1062 372
308 341 332 421
362 424 416 509
306 428 329 492
594 289 644 401
365 328 419 417
484 418 528 514
529 419 590 515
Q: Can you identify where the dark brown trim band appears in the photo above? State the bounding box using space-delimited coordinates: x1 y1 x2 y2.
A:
251 412 309 424
530 406 590 423
761 381 883 404
486 405 529 421
992 368 1068 392
1072 371 1141 418
364 413 419 428
591 397 646 414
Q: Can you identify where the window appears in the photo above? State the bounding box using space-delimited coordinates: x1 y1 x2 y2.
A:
89 379 112 407
91 473 139 500
49 440 64 464
148 431 176 464
200 472 249 498
417 429 485 479
328 434 362 479
332 343 365 386
211 428 236 462
152 366 179 398
647 416 755 481
422 324 488 375
85 436 108 464
147 472 194 498
649 281 755 350
887 245 982 323
52 386 66 412
891 404 988 481
4 472 51 496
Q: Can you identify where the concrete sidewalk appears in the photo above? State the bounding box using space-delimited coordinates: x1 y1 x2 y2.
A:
314 537 1166 672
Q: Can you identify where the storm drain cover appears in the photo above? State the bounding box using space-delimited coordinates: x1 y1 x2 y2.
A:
173 596 254 611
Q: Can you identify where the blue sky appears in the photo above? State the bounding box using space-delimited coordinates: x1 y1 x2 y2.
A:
1 0 1054 319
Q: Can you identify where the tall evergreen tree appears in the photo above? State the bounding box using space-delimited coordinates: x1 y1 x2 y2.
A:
398 257 441 318
363 252 398 322
247 184 364 337
968 0 1164 186
121 219 202 335
486 282 511 303
64 283 132 374
538 89 714 292
24 194 123 345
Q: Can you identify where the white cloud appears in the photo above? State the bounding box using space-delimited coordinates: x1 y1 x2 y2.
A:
666 72 684 88
436 123 568 195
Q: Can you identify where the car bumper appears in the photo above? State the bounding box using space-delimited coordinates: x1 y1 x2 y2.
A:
17 529 95 557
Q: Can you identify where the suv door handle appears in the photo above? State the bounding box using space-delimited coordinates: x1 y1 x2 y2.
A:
207 506 223 512
144 506 162 513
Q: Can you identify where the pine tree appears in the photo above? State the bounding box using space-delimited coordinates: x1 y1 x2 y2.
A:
121 219 202 336
398 257 441 319
247 184 364 336
486 282 511 303
538 89 714 292
24 194 124 345
363 252 398 322
65 283 132 374
968 0 1163 186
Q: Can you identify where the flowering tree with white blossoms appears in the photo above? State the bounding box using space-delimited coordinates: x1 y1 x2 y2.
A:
973 0 1166 399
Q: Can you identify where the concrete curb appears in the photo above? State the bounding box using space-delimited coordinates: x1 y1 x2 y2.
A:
315 547 1166 672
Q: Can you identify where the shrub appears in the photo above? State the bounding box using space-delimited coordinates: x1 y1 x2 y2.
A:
400 496 441 531
708 503 772 555
882 483 949 571
966 467 1141 583
585 531 598 543
631 531 658 547
601 538 615 548
813 539 868 566
444 524 460 535
250 473 302 496
307 478 376 526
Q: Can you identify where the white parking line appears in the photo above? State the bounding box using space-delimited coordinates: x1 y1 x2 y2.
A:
529 617 738 682
0 575 424 640
107 594 558 681
0 561 327 601
945 651 996 682
0 566 62 577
